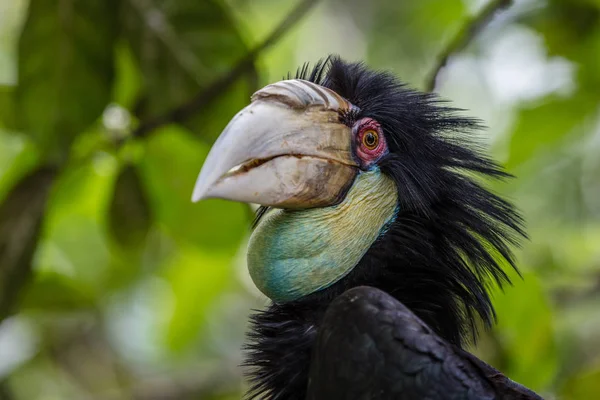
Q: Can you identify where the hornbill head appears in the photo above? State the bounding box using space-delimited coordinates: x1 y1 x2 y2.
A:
193 57 524 346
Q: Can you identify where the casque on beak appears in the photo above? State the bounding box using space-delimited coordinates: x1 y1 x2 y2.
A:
192 79 359 208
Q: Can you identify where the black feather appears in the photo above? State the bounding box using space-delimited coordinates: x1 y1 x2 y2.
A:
243 303 319 400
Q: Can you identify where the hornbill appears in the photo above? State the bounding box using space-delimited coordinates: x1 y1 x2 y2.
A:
192 57 543 399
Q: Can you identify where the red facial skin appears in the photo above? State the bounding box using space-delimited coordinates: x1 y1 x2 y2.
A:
353 117 388 168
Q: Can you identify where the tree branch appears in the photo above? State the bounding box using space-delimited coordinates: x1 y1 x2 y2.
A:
132 0 321 138
425 0 513 92
0 167 57 322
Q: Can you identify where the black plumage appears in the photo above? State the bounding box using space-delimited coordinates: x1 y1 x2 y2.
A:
308 287 542 399
243 57 540 400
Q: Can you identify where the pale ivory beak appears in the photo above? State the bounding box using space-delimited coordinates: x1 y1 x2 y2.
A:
191 79 359 208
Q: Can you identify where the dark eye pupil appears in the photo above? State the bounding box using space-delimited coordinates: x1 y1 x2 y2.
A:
366 132 375 145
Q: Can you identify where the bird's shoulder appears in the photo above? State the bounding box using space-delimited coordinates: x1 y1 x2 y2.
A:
307 286 541 400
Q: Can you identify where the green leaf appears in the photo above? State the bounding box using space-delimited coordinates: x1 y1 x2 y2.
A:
108 164 152 250
15 0 118 159
561 366 600 400
162 246 234 351
0 133 39 204
492 270 557 391
113 42 143 109
505 92 597 169
139 126 247 250
36 152 117 290
0 0 29 86
0 85 16 130
121 0 258 142
20 271 95 312
0 166 56 320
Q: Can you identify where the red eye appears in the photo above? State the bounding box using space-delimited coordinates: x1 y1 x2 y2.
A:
355 118 387 166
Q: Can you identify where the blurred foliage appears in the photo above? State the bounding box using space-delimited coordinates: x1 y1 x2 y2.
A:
0 0 599 398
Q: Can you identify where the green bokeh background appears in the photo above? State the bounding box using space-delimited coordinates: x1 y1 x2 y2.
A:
1 0 599 398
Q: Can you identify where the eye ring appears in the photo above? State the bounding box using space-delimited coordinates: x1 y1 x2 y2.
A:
362 130 379 150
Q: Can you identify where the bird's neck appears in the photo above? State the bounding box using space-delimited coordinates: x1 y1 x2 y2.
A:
247 169 398 303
